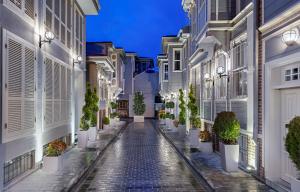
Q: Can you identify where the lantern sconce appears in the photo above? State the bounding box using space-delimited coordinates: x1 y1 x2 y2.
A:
204 73 212 82
39 31 55 48
73 56 83 65
282 28 299 46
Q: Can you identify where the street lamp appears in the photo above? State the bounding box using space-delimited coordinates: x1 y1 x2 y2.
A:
282 28 299 46
39 31 55 48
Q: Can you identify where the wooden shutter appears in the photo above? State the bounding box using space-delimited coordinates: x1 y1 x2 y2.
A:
24 0 34 19
53 62 60 123
23 47 35 130
7 39 22 134
45 58 53 128
6 36 35 140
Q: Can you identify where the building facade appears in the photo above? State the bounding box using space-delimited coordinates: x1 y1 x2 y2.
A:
86 42 125 128
119 53 159 118
259 0 300 190
0 0 100 190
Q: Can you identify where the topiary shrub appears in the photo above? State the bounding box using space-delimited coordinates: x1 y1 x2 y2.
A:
133 92 146 116
165 101 175 109
90 87 99 127
285 116 300 171
80 83 93 131
159 112 166 119
213 111 240 145
200 130 211 142
110 112 119 119
103 117 110 125
110 102 118 110
178 89 186 125
188 84 201 129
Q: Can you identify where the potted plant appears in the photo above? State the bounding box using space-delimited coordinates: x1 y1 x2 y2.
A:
187 85 201 148
110 112 119 125
110 101 118 113
89 87 99 142
285 116 300 191
159 111 166 125
178 89 186 137
133 91 146 122
43 140 67 173
103 116 110 129
165 113 175 130
78 84 93 148
213 111 240 172
199 129 213 153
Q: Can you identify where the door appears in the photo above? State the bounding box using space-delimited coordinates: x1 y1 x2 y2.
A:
281 89 300 182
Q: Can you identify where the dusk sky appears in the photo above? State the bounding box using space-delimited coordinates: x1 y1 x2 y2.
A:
86 0 189 60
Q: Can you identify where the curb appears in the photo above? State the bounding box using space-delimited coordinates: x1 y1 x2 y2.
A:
63 122 129 192
153 122 214 192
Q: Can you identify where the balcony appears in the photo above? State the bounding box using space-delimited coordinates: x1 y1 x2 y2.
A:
76 0 101 15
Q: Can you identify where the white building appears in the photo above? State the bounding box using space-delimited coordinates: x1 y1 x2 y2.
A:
0 0 100 190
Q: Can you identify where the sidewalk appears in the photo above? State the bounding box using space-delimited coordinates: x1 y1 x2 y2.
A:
5 121 127 192
156 121 275 192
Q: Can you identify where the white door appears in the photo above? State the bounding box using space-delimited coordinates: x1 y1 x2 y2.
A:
281 88 300 182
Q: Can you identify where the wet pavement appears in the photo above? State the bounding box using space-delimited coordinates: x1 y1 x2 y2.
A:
76 120 207 192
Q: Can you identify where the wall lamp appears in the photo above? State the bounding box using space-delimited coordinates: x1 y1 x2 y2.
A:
217 66 230 82
282 28 299 46
73 56 83 64
204 73 213 82
39 31 55 48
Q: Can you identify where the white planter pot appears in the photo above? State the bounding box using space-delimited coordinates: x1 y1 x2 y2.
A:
134 116 144 122
103 124 110 129
178 125 186 137
199 141 213 153
43 155 63 173
189 128 200 148
291 177 300 192
166 119 173 128
78 130 88 148
220 142 239 172
88 127 97 141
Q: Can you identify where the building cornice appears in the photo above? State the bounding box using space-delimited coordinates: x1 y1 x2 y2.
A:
259 2 300 34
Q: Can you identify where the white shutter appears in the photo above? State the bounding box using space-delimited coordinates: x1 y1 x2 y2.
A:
24 0 34 19
9 0 22 9
60 66 66 121
5 35 35 141
53 62 61 123
45 58 53 128
7 39 22 134
67 68 72 120
23 47 35 131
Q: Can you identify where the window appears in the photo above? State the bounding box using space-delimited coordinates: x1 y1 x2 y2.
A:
7 0 35 21
45 0 72 48
4 150 35 185
44 57 72 130
163 63 169 81
231 40 247 98
4 33 36 142
203 62 212 99
173 50 182 71
74 6 84 57
285 67 299 81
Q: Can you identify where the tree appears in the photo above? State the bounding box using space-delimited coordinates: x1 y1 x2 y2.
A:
285 116 300 171
80 83 93 130
133 91 146 116
90 87 99 127
187 84 201 128
178 89 186 125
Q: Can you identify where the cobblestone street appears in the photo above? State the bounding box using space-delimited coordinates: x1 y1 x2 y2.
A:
76 120 208 192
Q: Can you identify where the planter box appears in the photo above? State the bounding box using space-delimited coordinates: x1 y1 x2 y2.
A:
189 128 200 148
43 155 63 173
199 141 213 153
220 142 239 172
78 130 88 148
88 127 97 141
134 116 144 122
103 124 110 129
178 125 186 137
291 177 300 192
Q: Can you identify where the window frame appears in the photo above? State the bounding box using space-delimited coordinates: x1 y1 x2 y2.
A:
173 48 182 72
163 62 169 82
4 0 36 26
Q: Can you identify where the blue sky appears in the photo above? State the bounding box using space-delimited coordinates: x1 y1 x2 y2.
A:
86 0 189 60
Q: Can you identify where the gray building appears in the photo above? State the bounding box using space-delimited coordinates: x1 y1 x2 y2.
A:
0 0 100 190
259 0 300 190
179 0 257 171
